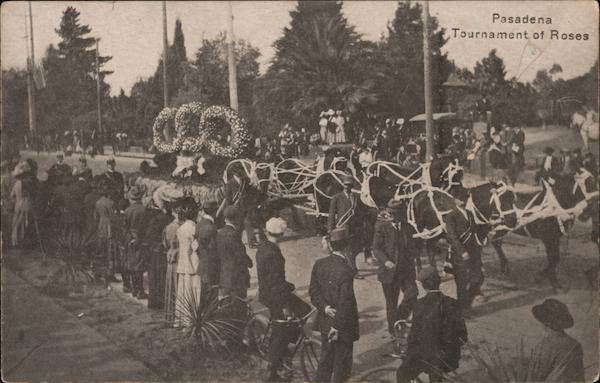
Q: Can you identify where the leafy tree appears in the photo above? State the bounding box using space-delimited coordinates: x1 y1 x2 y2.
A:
254 1 378 136
1 69 29 154
473 49 507 96
375 0 451 118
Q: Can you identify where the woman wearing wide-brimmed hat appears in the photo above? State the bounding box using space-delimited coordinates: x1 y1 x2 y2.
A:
10 161 35 248
526 299 584 382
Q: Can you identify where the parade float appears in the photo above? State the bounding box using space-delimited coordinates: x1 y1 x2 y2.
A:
132 102 253 207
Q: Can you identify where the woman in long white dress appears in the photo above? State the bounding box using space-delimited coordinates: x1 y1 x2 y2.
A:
174 198 201 328
319 112 328 143
334 110 346 143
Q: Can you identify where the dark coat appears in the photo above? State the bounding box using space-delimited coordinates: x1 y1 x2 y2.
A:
143 209 171 245
100 171 124 203
444 207 473 258
83 189 102 235
372 219 415 284
510 129 525 152
526 329 584 382
327 191 358 232
123 201 147 271
195 217 220 287
224 177 243 207
217 224 253 295
256 240 294 309
406 292 467 373
48 163 72 186
309 253 359 343
538 155 561 182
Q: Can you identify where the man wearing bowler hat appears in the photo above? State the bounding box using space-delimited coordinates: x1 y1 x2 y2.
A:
309 227 359 382
217 205 253 300
195 200 220 303
372 199 418 341
526 299 584 382
397 267 467 383
100 157 125 203
328 173 367 278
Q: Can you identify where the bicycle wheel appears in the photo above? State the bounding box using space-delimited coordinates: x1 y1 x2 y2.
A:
299 338 321 382
246 314 271 358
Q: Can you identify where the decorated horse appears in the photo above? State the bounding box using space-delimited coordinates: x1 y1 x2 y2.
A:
490 168 598 287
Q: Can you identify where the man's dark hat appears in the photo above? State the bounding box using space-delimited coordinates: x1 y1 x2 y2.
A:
224 205 239 220
532 298 574 331
107 157 116 165
329 227 348 242
543 147 555 155
417 267 441 290
203 200 219 210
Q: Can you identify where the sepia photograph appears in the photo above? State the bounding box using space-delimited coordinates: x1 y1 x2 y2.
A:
1 1 598 382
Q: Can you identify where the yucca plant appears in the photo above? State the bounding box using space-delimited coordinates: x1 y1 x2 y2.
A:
174 290 247 355
46 229 96 293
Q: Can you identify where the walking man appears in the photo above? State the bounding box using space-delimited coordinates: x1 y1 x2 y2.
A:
396 267 467 383
328 174 369 277
218 206 253 300
372 200 418 345
309 228 359 382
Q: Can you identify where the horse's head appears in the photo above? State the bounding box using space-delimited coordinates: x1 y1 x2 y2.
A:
487 181 518 228
361 175 396 209
571 168 599 220
434 157 464 191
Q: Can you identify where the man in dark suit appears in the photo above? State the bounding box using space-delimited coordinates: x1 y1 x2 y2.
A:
536 147 561 185
309 228 359 383
217 205 253 300
445 187 484 313
372 200 417 340
100 157 124 204
257 217 311 382
327 174 366 277
123 185 148 299
47 152 72 187
396 267 467 383
195 200 220 303
224 167 257 248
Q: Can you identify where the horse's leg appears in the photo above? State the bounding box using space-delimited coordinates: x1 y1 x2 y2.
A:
491 238 509 275
537 234 562 288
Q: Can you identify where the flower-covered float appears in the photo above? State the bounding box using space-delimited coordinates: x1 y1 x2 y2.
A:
133 103 253 207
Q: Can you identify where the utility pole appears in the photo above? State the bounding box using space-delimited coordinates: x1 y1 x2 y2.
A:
26 1 36 135
226 1 239 111
162 0 169 107
422 0 434 160
95 38 103 154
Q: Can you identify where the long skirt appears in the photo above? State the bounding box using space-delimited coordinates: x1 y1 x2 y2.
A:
174 273 202 327
147 246 167 310
164 262 178 323
11 199 32 247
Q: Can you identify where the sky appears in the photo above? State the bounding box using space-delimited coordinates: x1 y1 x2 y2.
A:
2 1 598 96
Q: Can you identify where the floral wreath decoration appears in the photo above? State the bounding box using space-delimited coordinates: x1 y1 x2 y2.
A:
174 102 207 152
200 105 251 158
152 107 180 153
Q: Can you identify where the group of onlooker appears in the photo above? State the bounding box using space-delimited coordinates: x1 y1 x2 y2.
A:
318 109 348 145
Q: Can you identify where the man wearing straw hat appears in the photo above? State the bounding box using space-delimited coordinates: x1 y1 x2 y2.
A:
309 227 359 383
257 216 311 381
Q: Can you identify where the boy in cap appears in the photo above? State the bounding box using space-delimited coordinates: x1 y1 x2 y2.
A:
257 217 311 381
526 299 584 382
396 267 467 383
372 200 417 340
309 227 359 382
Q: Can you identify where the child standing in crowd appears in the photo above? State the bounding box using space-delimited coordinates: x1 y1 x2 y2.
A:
174 197 201 328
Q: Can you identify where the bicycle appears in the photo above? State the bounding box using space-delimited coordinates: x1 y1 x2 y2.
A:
245 303 321 382
357 320 424 383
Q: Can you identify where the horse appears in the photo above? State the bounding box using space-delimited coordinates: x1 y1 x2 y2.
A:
490 170 597 287
312 170 377 256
